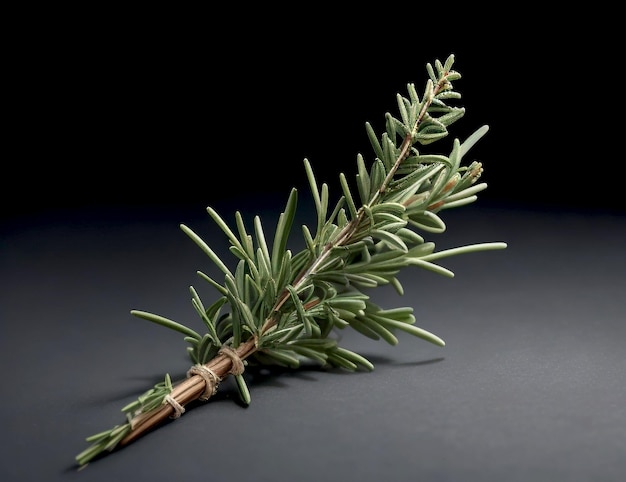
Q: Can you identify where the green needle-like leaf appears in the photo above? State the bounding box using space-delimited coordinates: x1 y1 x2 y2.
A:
271 188 298 277
130 310 202 340
234 374 251 405
180 224 232 277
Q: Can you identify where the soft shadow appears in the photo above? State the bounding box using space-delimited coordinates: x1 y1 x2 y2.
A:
82 370 192 405
243 363 329 389
393 356 446 367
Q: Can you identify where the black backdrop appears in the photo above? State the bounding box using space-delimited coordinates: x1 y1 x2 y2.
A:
6 14 623 221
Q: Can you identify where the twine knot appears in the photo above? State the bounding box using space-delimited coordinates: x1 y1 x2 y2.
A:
187 364 221 401
218 345 246 376
164 394 185 419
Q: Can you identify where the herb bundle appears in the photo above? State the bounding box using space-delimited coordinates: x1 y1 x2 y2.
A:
75 54 507 467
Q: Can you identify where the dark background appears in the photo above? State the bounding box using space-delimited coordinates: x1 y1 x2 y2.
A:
4 10 624 222
2 8 625 482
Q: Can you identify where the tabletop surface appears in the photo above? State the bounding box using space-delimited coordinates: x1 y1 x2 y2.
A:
2 200 625 482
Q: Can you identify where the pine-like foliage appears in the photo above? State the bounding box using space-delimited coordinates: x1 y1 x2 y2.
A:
76 54 507 467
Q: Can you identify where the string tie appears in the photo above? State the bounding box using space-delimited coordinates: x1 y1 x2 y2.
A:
164 394 185 419
187 364 221 401
218 345 246 376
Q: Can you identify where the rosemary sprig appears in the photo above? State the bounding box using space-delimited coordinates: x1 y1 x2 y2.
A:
75 54 507 468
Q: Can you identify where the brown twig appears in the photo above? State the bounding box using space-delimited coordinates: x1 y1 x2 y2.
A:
120 337 258 447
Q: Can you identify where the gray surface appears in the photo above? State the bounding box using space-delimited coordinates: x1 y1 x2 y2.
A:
1 201 625 481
